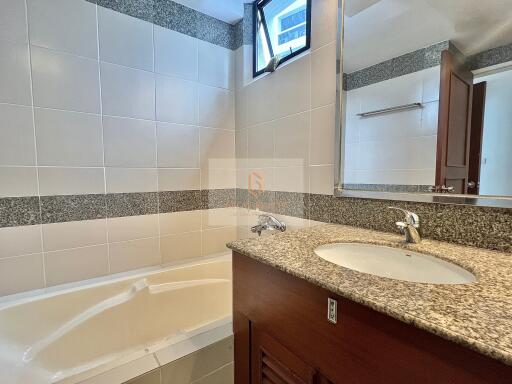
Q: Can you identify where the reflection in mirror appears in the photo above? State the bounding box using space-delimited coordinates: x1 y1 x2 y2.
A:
339 0 512 197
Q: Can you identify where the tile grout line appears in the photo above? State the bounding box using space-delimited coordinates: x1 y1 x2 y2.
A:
23 0 47 288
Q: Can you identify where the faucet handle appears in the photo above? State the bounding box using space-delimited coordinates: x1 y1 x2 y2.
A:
388 207 420 227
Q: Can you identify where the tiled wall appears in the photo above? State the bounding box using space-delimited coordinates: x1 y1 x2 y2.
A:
234 0 339 237
343 66 440 187
0 0 238 297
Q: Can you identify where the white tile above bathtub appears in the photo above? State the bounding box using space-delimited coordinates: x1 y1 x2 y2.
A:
198 85 235 130
160 231 202 264
156 74 197 125
201 168 236 190
0 167 38 197
0 253 45 296
0 104 36 166
109 237 161 273
202 226 236 256
31 46 101 113
0 40 32 105
98 6 154 71
0 225 42 259
27 0 98 59
158 168 201 192
157 123 199 168
198 40 234 90
38 167 105 196
0 0 28 43
42 219 108 252
154 25 198 81
107 214 159 243
44 244 109 286
311 43 336 109
201 208 237 230
105 168 158 194
159 211 202 236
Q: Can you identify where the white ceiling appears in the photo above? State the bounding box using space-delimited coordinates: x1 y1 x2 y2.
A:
344 0 512 73
172 0 246 24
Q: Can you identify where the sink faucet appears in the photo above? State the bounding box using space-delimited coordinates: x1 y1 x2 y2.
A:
388 207 421 244
251 214 286 236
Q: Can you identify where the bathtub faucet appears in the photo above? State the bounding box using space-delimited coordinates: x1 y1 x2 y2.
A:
251 214 286 236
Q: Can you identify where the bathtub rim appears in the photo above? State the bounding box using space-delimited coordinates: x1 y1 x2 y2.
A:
0 252 232 310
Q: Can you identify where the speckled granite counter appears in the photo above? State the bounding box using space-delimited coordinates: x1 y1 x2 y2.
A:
227 224 512 366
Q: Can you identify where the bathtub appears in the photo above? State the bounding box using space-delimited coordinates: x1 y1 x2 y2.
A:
0 255 232 384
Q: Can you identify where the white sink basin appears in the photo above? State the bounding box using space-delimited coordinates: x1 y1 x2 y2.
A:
314 243 475 284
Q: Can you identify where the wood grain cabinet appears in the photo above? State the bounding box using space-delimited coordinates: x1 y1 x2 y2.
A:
233 252 512 384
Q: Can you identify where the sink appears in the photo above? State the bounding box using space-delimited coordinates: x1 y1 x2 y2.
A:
314 243 475 284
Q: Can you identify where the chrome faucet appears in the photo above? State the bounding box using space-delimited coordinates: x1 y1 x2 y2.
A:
388 207 421 244
251 214 286 236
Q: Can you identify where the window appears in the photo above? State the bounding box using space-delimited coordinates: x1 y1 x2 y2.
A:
253 0 311 77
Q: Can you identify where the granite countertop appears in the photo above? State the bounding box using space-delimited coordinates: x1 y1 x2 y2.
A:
227 224 512 366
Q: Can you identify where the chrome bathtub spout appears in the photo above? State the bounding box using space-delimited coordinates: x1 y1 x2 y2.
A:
251 214 286 236
388 207 422 244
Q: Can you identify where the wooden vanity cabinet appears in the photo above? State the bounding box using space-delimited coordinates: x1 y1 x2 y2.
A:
233 252 512 384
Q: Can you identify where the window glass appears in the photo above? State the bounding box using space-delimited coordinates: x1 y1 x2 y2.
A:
254 0 311 76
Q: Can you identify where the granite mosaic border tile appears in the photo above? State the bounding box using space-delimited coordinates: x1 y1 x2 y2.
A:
40 194 106 224
234 3 255 50
237 189 512 253
343 184 432 193
158 190 202 213
106 192 158 218
468 43 512 71
345 41 449 91
88 0 239 50
201 189 236 209
0 197 41 228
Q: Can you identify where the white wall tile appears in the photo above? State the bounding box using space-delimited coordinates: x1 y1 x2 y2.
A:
158 168 200 191
38 167 105 196
198 85 235 130
101 62 155 120
311 42 336 108
246 72 277 126
0 0 28 43
198 40 234 90
420 101 439 136
310 104 335 165
274 56 310 118
235 128 248 169
159 211 201 236
107 214 159 242
44 245 109 286
200 128 235 169
98 7 153 71
103 116 157 168
248 123 273 168
201 168 236 189
0 40 31 105
202 208 237 230
422 66 441 103
157 122 199 168
35 108 103 166
154 26 197 80
0 167 38 197
358 108 422 143
105 167 158 193
202 226 236 255
109 237 160 273
0 254 44 296
160 231 201 263
273 166 309 193
27 0 98 58
0 104 36 166
42 219 107 252
309 165 333 195
311 0 338 50
0 225 42 259
156 74 197 125
31 46 100 113
274 112 309 167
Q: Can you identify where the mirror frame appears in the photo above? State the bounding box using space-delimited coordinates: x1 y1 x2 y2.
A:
333 0 512 209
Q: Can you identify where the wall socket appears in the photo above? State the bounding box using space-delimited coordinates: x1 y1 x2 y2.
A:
327 298 337 324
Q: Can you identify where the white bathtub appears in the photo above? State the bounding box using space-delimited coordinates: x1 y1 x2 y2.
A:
0 255 232 384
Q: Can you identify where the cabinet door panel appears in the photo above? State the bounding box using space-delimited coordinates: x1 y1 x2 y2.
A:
252 327 316 384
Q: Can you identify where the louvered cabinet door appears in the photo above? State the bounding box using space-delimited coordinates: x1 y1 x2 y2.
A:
252 327 318 384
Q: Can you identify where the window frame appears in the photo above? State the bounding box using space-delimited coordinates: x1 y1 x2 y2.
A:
252 0 312 78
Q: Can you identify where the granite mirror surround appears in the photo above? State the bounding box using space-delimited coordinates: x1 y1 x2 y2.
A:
335 0 512 208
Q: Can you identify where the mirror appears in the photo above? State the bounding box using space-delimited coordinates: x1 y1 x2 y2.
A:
337 0 512 203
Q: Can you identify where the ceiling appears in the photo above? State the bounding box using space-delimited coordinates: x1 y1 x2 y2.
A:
172 0 246 24
344 0 512 73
